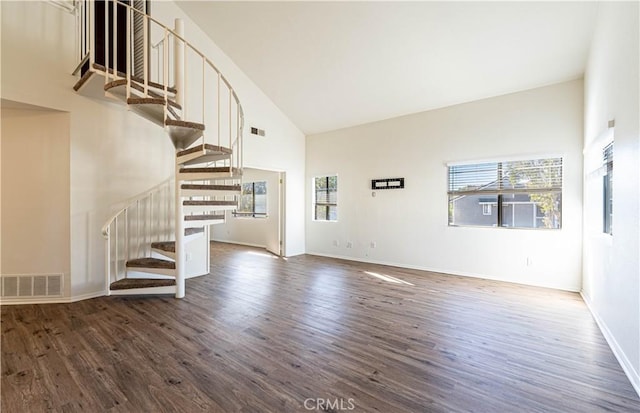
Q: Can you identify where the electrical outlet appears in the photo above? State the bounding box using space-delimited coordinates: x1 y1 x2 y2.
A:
333 240 339 247
526 257 533 267
346 241 353 248
370 241 376 249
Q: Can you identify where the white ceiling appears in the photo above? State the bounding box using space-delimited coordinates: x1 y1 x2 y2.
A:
177 1 598 135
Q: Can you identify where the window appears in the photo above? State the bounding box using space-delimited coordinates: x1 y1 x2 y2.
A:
603 142 613 234
448 157 563 229
314 176 337 221
234 181 267 217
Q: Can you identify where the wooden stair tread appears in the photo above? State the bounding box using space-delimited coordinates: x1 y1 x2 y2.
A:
165 118 205 130
106 80 182 109
73 69 94 92
93 63 178 94
185 214 225 221
151 241 175 253
181 184 241 191
127 97 166 106
177 144 232 157
126 257 176 269
110 278 176 290
183 200 237 206
185 227 204 236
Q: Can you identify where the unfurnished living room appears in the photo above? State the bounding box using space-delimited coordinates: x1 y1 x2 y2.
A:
1 1 639 412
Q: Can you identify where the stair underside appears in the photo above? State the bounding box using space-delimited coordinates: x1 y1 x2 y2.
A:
177 143 233 165
185 227 205 236
110 278 176 290
166 119 205 150
178 167 242 181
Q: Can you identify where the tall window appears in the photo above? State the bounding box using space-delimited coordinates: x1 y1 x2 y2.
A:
448 157 563 229
314 176 338 221
235 181 267 217
603 142 613 234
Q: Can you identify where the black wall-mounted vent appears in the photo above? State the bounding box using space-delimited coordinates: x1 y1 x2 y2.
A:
371 178 405 190
250 127 266 137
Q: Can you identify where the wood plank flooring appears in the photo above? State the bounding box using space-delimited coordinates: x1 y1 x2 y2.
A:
2 242 639 412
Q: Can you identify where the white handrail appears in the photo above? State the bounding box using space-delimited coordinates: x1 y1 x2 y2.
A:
102 177 173 237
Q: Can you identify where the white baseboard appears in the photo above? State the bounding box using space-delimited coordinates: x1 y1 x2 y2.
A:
581 292 640 397
306 251 579 292
70 290 106 302
0 290 106 305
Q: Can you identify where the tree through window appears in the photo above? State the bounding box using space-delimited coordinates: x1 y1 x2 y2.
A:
448 157 563 229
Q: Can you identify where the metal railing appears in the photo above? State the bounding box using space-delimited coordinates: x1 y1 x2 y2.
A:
75 1 244 297
101 179 174 292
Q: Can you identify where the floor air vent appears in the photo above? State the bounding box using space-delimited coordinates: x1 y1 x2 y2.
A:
2 274 63 298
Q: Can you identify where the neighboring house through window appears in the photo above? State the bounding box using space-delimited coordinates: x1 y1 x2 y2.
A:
448 157 563 229
235 181 267 217
314 175 338 221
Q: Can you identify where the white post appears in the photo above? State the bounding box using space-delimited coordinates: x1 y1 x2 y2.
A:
174 19 184 107
175 163 185 298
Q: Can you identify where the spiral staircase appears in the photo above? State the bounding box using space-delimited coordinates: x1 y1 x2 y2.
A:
72 1 244 298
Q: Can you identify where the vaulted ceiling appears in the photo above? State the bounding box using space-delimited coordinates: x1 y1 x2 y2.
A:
178 1 598 135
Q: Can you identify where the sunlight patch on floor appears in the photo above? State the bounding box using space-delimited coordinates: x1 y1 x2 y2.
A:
364 271 414 286
246 250 279 259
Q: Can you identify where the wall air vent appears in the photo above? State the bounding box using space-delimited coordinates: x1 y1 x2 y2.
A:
250 127 266 137
1 274 64 299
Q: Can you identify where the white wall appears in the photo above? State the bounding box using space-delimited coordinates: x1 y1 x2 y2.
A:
307 80 584 292
155 2 306 257
1 108 71 295
211 168 280 250
582 2 639 394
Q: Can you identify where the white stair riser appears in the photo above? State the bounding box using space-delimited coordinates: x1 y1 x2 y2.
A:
126 270 175 280
184 219 225 228
125 266 176 277
178 172 237 181
109 285 176 296
152 248 176 260
183 205 237 213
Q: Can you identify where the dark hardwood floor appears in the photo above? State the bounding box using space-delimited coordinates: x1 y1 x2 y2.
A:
2 242 639 412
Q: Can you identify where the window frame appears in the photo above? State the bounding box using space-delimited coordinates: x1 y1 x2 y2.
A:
447 157 563 230
603 142 613 235
233 181 268 218
313 175 338 222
